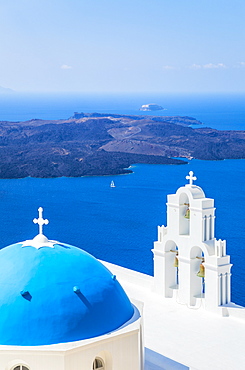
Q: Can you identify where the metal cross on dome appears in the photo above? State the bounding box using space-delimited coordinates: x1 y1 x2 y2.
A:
186 171 197 185
33 207 49 235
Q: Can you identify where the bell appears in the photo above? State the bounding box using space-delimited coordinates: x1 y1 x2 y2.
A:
197 263 205 278
173 255 179 267
184 208 190 219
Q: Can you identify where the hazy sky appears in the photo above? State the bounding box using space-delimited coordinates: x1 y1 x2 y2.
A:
0 0 245 93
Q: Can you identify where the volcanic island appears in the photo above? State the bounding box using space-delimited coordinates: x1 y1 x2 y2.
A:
0 112 244 178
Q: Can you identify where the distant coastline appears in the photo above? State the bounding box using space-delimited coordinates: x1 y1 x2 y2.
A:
0 85 14 94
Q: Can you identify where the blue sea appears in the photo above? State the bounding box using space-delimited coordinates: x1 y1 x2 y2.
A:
0 92 244 305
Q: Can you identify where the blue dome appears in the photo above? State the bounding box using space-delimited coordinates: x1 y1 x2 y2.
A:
0 241 134 346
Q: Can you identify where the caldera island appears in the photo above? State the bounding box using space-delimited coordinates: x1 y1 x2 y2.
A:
0 112 244 178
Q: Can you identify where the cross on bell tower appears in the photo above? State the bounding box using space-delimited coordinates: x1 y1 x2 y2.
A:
33 207 49 235
186 171 197 186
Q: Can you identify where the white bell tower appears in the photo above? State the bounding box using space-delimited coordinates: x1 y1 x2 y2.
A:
152 171 232 312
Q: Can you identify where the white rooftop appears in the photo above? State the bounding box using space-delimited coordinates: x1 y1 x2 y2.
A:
102 261 245 370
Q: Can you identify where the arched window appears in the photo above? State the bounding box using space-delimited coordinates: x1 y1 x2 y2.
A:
92 357 104 370
12 366 29 370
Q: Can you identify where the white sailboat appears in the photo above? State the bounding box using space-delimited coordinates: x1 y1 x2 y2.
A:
110 181 116 188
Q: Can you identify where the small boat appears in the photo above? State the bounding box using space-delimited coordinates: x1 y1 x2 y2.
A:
110 181 116 188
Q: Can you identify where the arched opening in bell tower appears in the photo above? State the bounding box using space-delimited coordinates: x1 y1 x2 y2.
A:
190 246 205 303
165 241 179 292
179 193 190 235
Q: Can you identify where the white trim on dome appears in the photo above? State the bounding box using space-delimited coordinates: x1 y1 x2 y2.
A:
21 238 61 249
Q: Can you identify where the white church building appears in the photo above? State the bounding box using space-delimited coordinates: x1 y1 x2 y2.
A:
0 171 244 370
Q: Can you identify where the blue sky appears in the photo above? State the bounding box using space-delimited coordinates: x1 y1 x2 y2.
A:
0 0 244 93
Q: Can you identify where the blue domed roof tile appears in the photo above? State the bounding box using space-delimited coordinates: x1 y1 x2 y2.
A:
0 242 134 346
